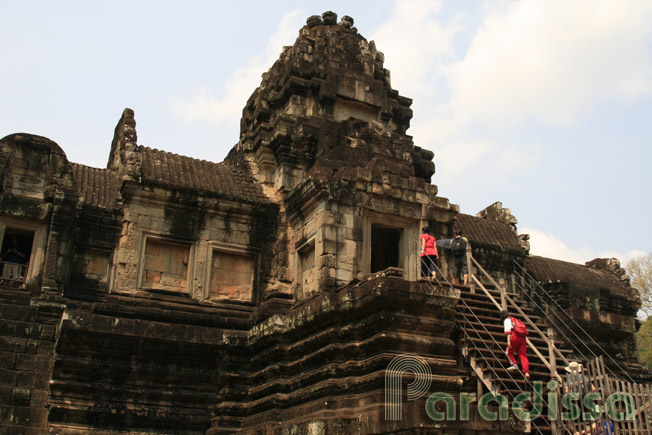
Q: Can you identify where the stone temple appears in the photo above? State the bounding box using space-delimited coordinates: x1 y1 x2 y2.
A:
0 11 648 435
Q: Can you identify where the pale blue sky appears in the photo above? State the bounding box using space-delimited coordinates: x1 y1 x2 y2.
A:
2 0 650 266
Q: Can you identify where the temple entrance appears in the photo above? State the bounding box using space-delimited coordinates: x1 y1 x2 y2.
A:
370 225 402 273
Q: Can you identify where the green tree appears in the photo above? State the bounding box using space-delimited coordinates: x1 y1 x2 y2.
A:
626 253 652 317
627 253 652 368
637 317 652 369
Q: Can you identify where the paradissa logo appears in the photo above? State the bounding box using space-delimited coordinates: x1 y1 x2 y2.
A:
385 354 432 420
385 355 636 423
425 380 635 422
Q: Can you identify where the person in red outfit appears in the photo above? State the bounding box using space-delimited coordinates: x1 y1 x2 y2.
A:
501 310 530 379
419 226 438 279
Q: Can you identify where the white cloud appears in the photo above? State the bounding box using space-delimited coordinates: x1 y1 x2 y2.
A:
370 0 460 104
435 137 540 186
522 226 647 266
436 139 490 169
445 0 652 130
368 0 652 215
169 10 305 126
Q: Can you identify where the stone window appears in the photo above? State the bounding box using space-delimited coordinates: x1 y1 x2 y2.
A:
361 212 419 280
298 239 317 298
0 217 47 289
208 250 254 302
140 238 190 293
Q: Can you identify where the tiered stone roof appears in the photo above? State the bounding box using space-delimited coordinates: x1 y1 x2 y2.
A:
456 213 524 253
70 163 121 210
527 255 636 304
138 146 268 203
70 146 269 211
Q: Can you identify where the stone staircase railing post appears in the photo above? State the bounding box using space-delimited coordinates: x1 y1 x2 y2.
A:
547 327 557 380
466 245 475 293
547 327 562 435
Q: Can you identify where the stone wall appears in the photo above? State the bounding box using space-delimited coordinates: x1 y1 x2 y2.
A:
69 248 112 289
0 288 60 434
113 184 274 304
207 276 489 434
48 295 251 434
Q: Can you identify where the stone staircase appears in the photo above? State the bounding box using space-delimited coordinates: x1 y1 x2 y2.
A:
456 282 574 434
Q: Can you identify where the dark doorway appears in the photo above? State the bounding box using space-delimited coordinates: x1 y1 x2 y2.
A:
370 226 401 273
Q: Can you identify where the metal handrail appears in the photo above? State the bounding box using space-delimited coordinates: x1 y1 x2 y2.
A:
468 256 568 381
513 259 638 386
416 249 563 435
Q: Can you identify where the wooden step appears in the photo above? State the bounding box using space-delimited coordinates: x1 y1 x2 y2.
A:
458 289 520 299
472 355 549 371
458 297 537 315
458 322 563 346
471 355 569 379
456 304 539 321
461 338 564 361
460 337 573 355
460 331 548 350
456 311 544 329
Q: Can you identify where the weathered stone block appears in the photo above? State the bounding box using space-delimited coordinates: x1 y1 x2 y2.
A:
335 268 352 283
321 225 338 241
11 387 31 406
37 340 54 355
0 352 15 370
15 370 34 389
0 368 17 386
321 239 337 255
318 254 336 269
15 354 36 372
28 389 48 407
0 386 11 404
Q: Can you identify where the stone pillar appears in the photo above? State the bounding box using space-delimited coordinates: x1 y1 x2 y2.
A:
38 196 75 296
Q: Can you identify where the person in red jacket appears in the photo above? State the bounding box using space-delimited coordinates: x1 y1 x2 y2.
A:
419 226 438 279
501 310 530 379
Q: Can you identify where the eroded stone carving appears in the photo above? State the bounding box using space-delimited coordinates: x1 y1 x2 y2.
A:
477 201 518 234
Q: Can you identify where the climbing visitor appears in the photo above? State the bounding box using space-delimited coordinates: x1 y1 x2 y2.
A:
565 361 587 388
565 361 602 435
450 230 469 285
419 226 438 279
501 310 530 380
564 361 597 399
572 422 613 435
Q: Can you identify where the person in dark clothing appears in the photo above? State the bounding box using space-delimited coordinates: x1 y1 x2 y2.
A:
450 230 469 285
2 236 26 265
